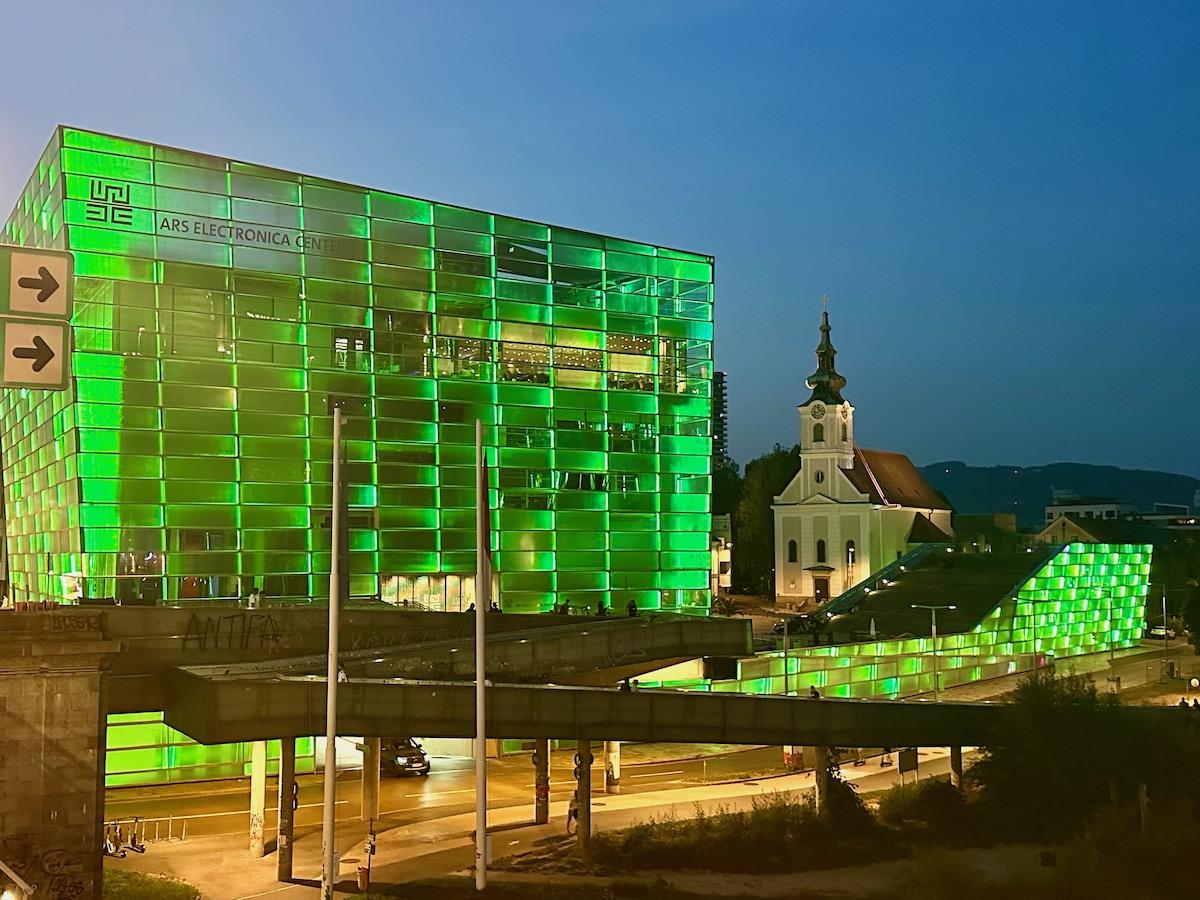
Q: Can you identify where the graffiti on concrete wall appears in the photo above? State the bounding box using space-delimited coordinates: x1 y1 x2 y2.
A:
0 832 88 898
49 613 102 633
181 612 288 654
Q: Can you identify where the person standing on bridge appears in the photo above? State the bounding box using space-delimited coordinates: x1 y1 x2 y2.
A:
809 685 820 699
627 600 639 617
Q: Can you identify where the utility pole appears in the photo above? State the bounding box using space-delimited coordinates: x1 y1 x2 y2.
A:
322 405 346 900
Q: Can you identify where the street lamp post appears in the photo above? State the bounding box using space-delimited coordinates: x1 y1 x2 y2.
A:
781 619 791 697
1163 590 1170 651
912 603 956 701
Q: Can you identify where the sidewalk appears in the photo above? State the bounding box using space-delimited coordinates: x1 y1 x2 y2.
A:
109 747 961 898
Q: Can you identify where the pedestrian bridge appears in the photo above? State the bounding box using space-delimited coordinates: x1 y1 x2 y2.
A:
163 667 1183 748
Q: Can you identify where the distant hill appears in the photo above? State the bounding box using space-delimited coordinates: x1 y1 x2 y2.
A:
920 461 1200 530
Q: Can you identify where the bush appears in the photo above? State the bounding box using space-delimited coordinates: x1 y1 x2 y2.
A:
877 776 973 844
1051 801 1200 898
588 791 900 874
103 869 200 900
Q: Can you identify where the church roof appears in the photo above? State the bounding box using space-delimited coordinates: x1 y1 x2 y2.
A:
844 447 954 511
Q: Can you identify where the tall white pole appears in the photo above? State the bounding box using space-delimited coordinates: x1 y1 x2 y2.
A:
931 608 939 702
475 419 488 890
322 407 344 900
782 621 791 696
1163 590 1169 650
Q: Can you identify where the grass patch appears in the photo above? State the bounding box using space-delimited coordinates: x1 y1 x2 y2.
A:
103 869 200 900
364 875 723 899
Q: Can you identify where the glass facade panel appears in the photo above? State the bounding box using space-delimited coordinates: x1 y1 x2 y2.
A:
2 127 715 619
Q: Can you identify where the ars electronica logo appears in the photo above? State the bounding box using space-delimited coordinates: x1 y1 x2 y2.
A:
85 178 134 227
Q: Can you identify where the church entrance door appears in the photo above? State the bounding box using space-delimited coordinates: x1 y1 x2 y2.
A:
813 577 830 603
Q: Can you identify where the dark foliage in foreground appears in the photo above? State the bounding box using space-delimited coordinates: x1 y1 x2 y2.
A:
968 668 1200 841
588 772 898 874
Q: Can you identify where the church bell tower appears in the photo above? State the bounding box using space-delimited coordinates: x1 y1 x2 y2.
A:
798 301 854 475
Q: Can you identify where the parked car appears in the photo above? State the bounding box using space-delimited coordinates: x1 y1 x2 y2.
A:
773 616 811 635
1146 625 1176 640
380 738 431 776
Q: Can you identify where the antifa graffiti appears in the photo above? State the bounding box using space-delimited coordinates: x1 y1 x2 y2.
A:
181 612 286 653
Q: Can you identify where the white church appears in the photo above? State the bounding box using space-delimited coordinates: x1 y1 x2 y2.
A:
773 308 953 605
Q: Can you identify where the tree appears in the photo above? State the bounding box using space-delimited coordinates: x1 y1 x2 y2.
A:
732 444 801 596
710 594 749 617
712 453 743 518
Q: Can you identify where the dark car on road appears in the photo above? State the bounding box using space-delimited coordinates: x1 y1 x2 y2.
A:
381 738 431 776
774 616 812 635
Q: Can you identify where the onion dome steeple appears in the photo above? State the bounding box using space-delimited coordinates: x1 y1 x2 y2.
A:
804 298 847 404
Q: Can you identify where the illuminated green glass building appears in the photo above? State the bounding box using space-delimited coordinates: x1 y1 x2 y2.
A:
2 127 715 614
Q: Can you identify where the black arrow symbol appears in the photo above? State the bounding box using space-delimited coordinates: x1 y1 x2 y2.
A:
13 335 54 372
17 266 59 303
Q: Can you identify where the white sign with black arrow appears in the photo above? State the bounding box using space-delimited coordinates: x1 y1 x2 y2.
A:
2 247 73 319
0 245 74 391
2 319 69 390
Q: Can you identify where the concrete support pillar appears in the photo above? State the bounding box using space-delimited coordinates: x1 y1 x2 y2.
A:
576 738 592 844
276 738 296 882
249 740 268 858
0 627 120 900
361 737 381 821
604 740 621 794
533 738 550 824
813 745 832 813
949 746 963 789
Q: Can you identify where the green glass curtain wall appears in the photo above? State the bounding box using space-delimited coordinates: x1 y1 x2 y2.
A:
1 127 716 616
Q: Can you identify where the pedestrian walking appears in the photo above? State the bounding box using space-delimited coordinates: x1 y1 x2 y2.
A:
566 791 580 834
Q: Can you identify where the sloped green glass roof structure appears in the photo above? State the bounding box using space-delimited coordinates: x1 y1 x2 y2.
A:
657 543 1152 699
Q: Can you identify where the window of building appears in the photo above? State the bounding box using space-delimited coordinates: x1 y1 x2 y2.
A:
813 423 824 443
841 423 847 442
814 469 825 484
375 310 431 376
333 327 370 371
787 540 797 563
816 539 826 563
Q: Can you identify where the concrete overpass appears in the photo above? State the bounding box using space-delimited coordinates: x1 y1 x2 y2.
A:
35 606 751 711
165 667 1182 749
0 606 750 899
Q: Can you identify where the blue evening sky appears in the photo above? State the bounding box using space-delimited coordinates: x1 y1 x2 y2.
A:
2 1 1196 475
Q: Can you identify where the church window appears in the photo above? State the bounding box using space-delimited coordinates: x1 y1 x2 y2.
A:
814 469 825 484
787 540 797 563
813 423 824 443
816 540 826 563
846 540 856 566
841 423 847 442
